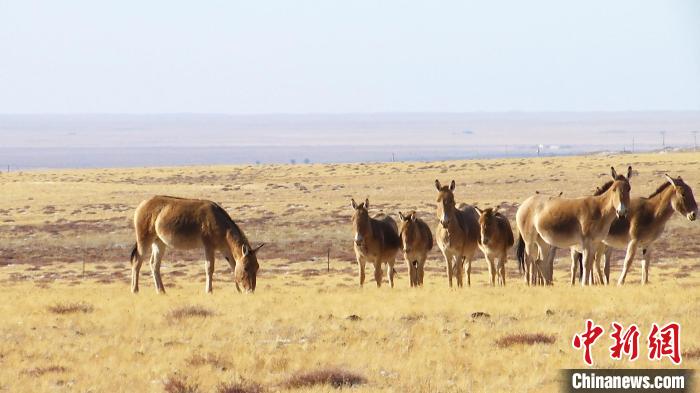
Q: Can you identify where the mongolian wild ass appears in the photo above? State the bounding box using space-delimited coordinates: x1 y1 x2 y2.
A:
130 196 264 294
515 193 559 286
589 174 697 285
517 166 632 286
351 198 401 287
434 180 481 287
398 211 434 287
475 207 514 286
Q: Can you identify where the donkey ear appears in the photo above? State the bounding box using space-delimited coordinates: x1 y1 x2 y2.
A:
398 211 405 221
626 166 633 179
242 244 250 256
365 198 369 209
474 206 483 216
610 166 618 180
449 180 456 191
435 179 441 191
351 198 357 209
664 174 677 188
253 243 265 253
410 211 416 221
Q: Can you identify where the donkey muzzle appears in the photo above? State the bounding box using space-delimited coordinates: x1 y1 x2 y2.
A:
688 211 697 221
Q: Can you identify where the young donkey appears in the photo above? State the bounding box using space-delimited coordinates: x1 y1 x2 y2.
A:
130 196 264 294
351 198 401 287
474 207 514 286
594 174 697 285
398 211 434 287
434 180 481 287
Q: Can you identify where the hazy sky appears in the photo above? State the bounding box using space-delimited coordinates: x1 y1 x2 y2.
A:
1 0 699 113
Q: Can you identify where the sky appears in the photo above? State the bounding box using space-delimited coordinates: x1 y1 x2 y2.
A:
1 0 699 114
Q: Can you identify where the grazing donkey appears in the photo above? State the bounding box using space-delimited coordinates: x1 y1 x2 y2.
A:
398 211 434 287
130 196 264 294
527 166 632 286
434 180 481 287
351 198 401 287
592 174 697 285
475 207 514 286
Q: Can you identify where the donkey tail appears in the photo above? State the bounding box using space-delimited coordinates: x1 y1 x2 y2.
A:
130 243 138 266
516 234 526 274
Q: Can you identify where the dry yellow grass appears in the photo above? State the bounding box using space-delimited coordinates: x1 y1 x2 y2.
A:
0 151 699 392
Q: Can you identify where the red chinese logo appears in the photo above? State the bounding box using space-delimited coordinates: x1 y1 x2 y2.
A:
609 322 640 361
648 322 681 365
573 321 681 365
572 319 605 365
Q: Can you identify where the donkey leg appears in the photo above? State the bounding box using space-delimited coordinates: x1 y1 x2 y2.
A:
594 246 606 286
617 241 638 286
418 257 426 286
499 253 507 286
603 248 612 285
442 251 454 288
387 260 395 288
150 241 166 294
485 254 495 286
204 246 215 293
131 243 149 294
582 248 596 287
373 261 383 288
464 257 471 287
641 247 652 285
452 256 463 287
569 249 579 286
357 256 366 287
411 260 419 287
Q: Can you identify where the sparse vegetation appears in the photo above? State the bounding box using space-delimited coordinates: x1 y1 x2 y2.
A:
163 375 200 393
495 333 556 348
166 305 215 322
282 367 367 389
20 366 68 377
47 302 93 314
0 151 699 392
215 380 264 393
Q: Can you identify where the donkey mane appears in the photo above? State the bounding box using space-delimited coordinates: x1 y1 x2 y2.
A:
647 181 673 198
593 174 627 196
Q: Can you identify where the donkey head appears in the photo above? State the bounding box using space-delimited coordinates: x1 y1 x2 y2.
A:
474 206 498 246
351 198 370 245
608 166 632 218
665 175 698 221
236 243 263 293
435 179 456 228
398 211 417 252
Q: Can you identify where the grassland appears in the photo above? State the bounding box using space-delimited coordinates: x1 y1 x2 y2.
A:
1 151 699 392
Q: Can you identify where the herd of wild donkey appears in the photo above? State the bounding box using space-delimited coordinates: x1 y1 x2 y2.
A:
128 166 697 294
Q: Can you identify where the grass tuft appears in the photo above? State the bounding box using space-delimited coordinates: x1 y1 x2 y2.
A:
166 305 214 322
684 347 700 360
163 374 200 393
495 333 556 348
21 365 68 377
186 352 231 370
282 367 367 389
47 302 94 314
215 380 265 393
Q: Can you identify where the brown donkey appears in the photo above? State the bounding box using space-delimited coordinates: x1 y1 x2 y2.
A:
434 180 481 287
594 174 697 285
528 166 632 286
398 211 434 287
351 198 401 287
475 207 514 286
130 196 264 294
